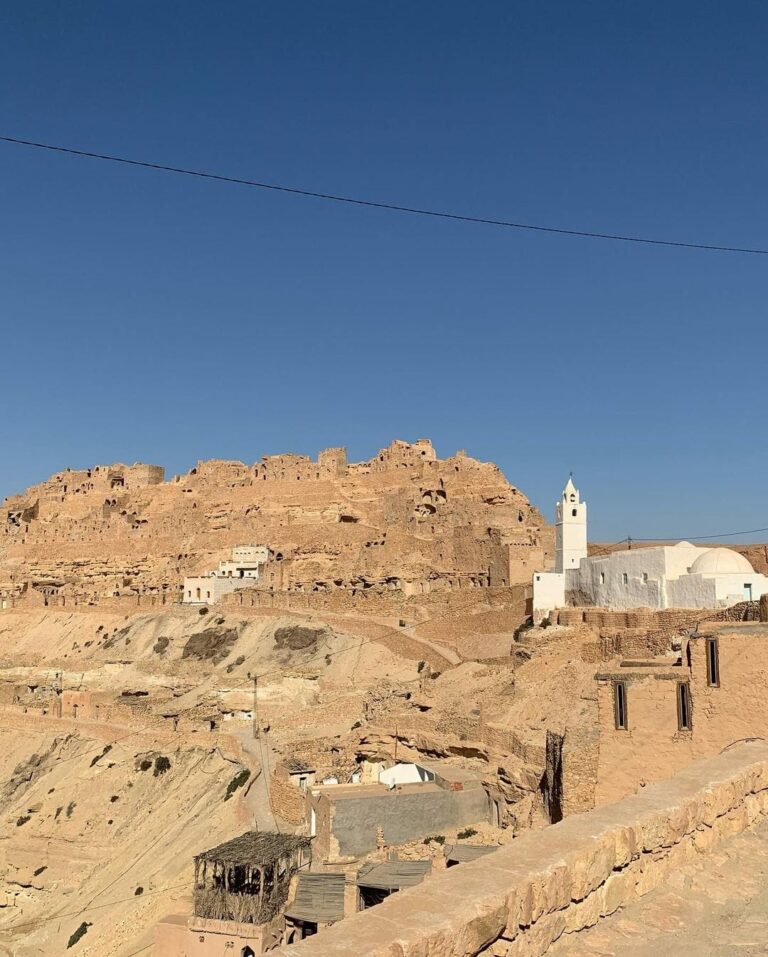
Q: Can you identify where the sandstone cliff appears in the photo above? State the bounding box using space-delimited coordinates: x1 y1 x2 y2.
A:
0 439 552 607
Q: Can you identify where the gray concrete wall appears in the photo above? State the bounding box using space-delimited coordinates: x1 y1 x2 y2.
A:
271 740 768 957
331 787 490 857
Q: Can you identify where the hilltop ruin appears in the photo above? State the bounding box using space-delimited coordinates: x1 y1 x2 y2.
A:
0 438 551 610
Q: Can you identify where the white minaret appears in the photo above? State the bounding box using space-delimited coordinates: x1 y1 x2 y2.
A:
555 475 587 572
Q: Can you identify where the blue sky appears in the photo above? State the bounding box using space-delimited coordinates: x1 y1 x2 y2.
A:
1 2 767 540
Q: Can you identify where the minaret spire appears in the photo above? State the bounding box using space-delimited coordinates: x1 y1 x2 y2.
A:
555 475 587 572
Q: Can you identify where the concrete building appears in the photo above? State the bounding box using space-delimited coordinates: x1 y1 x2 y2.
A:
183 545 270 605
533 479 768 619
307 762 489 861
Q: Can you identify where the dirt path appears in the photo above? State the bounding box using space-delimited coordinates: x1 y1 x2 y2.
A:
233 728 290 831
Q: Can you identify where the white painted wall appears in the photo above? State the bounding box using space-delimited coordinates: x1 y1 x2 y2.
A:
218 560 261 579
532 571 565 621
665 574 718 609
232 544 270 564
713 573 768 603
379 763 435 788
182 544 269 602
182 575 246 604
555 479 587 572
569 547 768 610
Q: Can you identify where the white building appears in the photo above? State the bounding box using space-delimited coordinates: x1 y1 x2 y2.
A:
533 479 768 619
183 544 270 605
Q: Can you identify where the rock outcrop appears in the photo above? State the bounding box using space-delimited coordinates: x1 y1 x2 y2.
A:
0 439 552 607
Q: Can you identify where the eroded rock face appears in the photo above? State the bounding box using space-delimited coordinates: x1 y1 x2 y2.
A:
0 438 552 606
181 627 240 664
273 624 326 651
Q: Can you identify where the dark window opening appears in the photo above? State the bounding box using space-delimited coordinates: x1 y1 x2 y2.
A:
359 885 395 909
706 638 720 687
677 682 692 731
571 508 577 517
613 681 628 730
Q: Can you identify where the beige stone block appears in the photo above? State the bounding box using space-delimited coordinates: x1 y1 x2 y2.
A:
568 838 619 900
504 911 567 957
374 881 509 957
598 864 639 917
529 861 573 923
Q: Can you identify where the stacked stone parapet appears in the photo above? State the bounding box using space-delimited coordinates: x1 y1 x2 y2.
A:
270 741 768 957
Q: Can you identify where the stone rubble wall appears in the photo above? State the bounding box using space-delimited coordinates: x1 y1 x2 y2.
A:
270 741 768 956
557 602 759 632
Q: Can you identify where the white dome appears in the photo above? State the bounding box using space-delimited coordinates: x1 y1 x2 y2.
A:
689 548 754 576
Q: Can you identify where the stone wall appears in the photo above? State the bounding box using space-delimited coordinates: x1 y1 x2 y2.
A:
311 783 490 861
224 583 529 635
270 740 768 956
589 623 768 808
270 766 309 826
557 601 759 631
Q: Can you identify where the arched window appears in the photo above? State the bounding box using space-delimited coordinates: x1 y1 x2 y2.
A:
241 948 256 957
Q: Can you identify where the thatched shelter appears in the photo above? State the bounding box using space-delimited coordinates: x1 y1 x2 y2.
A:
194 831 311 925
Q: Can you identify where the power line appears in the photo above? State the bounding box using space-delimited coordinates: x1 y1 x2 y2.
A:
587 537 630 558
631 525 768 542
123 946 152 957
1 134 767 256
1 880 188 934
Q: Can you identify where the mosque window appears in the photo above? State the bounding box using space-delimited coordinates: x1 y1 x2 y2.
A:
706 638 720 687
622 573 628 585
677 682 692 731
613 681 628 730
642 572 648 582
600 572 605 584
571 509 577 517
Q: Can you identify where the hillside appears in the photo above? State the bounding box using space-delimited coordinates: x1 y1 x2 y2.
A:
1 439 552 608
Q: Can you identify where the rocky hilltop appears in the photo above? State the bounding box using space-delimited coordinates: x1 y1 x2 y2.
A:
0 439 552 608
0 439 562 956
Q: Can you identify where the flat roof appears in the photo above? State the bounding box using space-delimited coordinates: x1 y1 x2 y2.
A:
444 844 499 863
698 623 768 637
286 873 345 924
356 860 431 889
314 782 442 801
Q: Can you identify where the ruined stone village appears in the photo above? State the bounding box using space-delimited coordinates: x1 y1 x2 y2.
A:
3 438 768 957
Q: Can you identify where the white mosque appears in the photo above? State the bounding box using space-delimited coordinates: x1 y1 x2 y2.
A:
532 477 768 621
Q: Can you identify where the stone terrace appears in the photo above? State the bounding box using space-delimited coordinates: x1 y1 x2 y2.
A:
273 740 768 957
548 816 768 956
